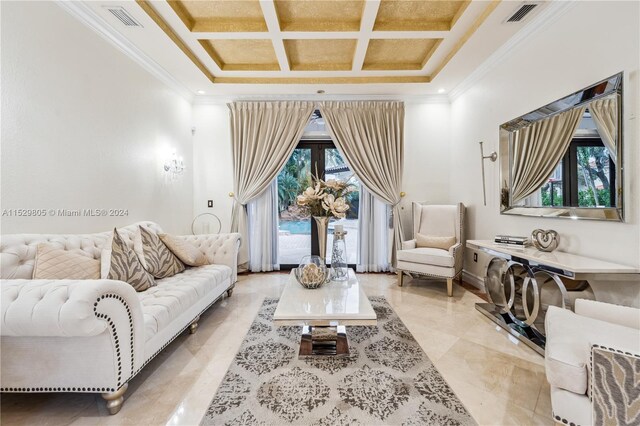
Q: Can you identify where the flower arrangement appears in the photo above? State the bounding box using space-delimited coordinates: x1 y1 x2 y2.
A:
296 176 355 218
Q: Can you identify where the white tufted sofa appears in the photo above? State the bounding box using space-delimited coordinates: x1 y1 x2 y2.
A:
0 222 240 415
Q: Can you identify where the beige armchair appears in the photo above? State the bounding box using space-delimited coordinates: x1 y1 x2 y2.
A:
396 203 465 296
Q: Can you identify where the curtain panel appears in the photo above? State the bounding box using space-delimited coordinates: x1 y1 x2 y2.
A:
511 106 586 203
588 97 618 164
229 101 315 267
319 101 405 265
247 180 279 272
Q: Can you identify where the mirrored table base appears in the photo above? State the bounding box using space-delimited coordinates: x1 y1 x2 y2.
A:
299 325 349 358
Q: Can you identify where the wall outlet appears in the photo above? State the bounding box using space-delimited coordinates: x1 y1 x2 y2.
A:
207 200 213 208
473 253 478 262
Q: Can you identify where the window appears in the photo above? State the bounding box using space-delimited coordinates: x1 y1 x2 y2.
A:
540 138 615 207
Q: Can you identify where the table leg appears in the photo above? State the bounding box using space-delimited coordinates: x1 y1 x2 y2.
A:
299 326 314 356
336 326 349 356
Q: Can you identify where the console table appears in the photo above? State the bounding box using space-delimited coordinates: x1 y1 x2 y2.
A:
467 240 638 355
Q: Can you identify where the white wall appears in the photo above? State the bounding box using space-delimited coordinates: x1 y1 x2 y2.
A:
1 1 194 234
450 1 640 281
192 103 234 232
191 101 451 236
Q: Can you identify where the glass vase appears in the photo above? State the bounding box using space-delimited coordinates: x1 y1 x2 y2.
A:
331 229 348 281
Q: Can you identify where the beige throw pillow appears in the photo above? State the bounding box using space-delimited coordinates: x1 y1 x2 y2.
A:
139 226 185 278
159 234 208 266
416 233 456 251
107 228 155 291
32 243 100 280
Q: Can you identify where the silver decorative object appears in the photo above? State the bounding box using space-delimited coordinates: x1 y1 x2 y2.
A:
531 229 559 252
313 216 330 261
331 227 348 281
294 255 329 289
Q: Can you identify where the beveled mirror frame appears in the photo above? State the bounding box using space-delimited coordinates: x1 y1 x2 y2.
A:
499 72 624 222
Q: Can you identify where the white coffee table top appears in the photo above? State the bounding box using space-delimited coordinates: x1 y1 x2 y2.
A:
273 269 377 326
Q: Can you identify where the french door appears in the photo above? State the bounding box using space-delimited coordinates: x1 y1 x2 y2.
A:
277 140 359 269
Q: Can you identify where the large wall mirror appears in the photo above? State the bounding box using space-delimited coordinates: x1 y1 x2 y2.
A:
500 72 623 221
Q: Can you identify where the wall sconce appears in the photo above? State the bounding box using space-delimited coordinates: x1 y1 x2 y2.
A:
479 141 497 206
164 152 185 176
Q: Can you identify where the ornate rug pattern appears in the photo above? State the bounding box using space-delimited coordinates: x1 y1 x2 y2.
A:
202 297 476 425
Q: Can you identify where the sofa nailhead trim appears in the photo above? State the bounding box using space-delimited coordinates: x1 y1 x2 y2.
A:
552 413 578 426
94 293 134 388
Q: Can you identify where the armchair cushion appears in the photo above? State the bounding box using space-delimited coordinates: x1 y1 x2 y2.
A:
396 247 454 267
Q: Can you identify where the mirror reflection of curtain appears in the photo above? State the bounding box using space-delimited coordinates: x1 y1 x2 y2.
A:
511 106 586 203
356 186 390 272
588 97 617 164
229 101 315 269
319 101 404 266
247 180 279 272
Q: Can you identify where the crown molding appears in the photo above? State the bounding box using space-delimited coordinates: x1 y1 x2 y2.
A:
55 0 194 103
449 0 578 102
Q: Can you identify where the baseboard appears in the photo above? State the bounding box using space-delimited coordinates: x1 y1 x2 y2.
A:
463 270 485 292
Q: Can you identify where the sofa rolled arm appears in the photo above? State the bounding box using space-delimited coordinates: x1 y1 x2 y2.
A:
1 279 143 337
179 233 241 283
575 299 640 330
2 278 146 378
401 239 416 250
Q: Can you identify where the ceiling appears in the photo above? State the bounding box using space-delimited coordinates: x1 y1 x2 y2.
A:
75 0 548 98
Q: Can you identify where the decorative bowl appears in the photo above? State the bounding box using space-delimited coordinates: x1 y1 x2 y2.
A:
294 255 329 289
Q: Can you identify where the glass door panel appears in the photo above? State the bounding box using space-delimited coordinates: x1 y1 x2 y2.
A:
277 148 312 266
324 148 359 264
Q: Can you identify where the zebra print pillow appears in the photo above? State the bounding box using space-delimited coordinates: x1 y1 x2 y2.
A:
592 344 640 425
139 225 185 279
107 228 155 291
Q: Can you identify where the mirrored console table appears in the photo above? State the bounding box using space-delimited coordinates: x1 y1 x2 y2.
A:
467 240 639 355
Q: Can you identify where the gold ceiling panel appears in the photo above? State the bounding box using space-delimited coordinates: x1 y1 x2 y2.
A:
373 0 471 31
363 38 442 70
169 0 268 32
274 0 365 32
199 39 280 71
284 39 357 71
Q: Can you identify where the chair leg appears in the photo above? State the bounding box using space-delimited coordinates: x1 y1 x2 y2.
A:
457 272 463 284
447 278 453 297
397 270 404 287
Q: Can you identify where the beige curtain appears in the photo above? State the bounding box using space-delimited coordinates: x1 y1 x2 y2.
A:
229 101 315 267
588 96 617 164
319 101 404 265
512 106 586 203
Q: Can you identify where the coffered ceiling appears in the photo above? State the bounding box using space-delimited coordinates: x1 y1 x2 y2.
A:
72 0 549 96
135 0 499 84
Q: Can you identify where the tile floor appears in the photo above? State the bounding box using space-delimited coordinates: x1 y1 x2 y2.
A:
0 273 553 425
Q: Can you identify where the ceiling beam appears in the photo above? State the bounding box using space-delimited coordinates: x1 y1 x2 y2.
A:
259 0 290 72
351 0 380 71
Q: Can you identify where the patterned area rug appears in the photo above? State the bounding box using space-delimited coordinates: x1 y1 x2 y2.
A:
202 297 476 425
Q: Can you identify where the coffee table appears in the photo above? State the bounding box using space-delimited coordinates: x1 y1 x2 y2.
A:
273 269 377 357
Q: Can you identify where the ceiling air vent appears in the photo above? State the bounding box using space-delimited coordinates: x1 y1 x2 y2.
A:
505 3 539 23
104 6 143 28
